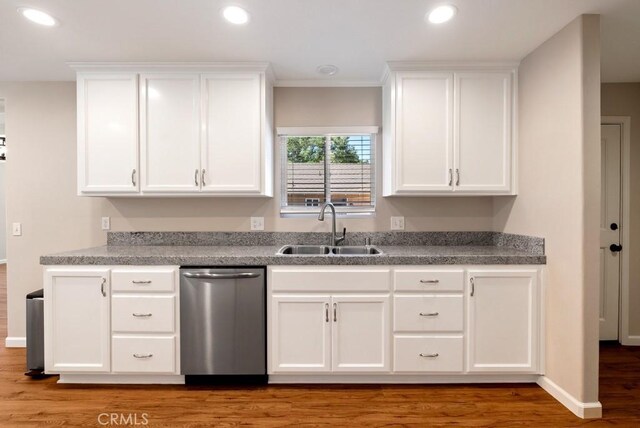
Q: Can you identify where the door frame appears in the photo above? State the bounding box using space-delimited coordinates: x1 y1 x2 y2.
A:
601 116 635 345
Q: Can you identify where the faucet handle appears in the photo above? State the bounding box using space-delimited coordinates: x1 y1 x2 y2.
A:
365 237 371 246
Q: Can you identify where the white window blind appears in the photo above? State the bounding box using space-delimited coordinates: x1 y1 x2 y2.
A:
280 131 376 215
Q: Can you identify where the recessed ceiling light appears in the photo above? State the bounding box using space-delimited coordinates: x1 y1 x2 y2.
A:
316 65 339 76
17 7 59 26
222 6 249 25
427 5 457 24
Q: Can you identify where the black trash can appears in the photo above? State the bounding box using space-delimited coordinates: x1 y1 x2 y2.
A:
26 289 44 376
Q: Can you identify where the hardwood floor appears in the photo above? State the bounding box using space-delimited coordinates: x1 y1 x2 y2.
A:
0 264 638 427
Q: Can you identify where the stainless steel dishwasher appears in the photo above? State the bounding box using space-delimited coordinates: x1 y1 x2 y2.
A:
180 267 266 383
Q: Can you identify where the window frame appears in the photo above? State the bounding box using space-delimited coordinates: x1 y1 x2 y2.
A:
278 126 379 216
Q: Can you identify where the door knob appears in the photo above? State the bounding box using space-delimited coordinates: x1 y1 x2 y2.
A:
610 223 618 231
610 244 622 252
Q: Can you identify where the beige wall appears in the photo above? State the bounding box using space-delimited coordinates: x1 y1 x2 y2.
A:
493 15 601 404
601 83 640 337
0 83 107 341
2 85 495 339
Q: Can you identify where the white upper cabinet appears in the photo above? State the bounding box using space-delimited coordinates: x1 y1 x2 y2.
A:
77 73 139 194
455 72 512 193
201 73 263 194
395 72 453 193
73 63 274 197
140 74 201 193
383 63 517 196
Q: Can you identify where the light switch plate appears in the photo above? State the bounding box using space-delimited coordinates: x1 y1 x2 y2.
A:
12 222 22 236
101 217 111 231
251 217 264 231
390 216 405 231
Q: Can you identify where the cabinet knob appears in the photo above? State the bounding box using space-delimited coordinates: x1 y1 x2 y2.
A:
610 244 623 253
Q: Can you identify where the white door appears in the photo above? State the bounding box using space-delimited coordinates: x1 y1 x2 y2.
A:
331 295 390 372
44 268 111 373
140 74 201 193
77 73 139 194
467 269 539 373
270 295 331 373
600 124 622 340
395 72 454 193
201 74 263 194
454 72 512 193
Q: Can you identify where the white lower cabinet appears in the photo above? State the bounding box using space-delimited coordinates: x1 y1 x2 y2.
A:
466 269 540 373
269 265 543 380
44 266 180 379
269 267 391 374
44 268 111 373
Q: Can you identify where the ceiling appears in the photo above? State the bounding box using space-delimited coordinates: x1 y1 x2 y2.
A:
1 0 639 84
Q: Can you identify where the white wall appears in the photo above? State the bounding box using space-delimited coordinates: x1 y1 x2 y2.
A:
493 14 601 408
601 83 640 338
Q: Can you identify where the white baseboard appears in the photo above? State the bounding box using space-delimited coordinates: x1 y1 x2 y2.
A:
537 376 602 419
5 336 26 347
620 335 640 346
270 374 540 384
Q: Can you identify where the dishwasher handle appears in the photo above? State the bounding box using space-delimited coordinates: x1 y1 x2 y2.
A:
183 272 261 280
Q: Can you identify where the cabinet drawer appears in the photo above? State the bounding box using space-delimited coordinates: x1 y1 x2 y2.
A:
112 296 176 333
394 269 464 292
270 267 390 292
112 267 176 292
394 295 463 332
112 336 176 373
394 336 463 372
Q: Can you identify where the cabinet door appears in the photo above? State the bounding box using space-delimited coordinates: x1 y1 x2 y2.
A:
454 72 512 193
201 73 263 194
395 72 454 193
140 74 201 193
44 268 111 373
331 295 390 372
270 295 331 373
77 73 138 194
467 269 539 373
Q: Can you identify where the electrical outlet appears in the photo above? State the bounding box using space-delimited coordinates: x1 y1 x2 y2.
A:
251 217 264 231
101 217 111 231
12 222 22 236
390 216 405 231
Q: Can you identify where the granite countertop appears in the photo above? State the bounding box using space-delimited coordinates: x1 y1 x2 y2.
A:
40 232 546 265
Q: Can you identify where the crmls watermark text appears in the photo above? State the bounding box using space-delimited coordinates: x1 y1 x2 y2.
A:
97 413 149 426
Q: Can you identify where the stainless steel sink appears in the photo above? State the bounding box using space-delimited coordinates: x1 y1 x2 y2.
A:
277 245 331 255
331 246 383 255
276 245 383 256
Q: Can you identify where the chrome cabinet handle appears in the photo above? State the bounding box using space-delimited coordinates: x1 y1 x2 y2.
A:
183 272 260 279
419 353 439 358
455 169 460 186
333 303 337 322
100 278 106 297
132 313 152 318
325 303 329 323
133 353 153 359
420 279 439 284
470 277 475 297
201 169 206 186
131 169 136 186
419 312 439 317
132 280 152 284
195 169 199 186
448 168 453 186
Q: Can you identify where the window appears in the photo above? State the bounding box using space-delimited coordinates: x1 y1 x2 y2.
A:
279 127 378 215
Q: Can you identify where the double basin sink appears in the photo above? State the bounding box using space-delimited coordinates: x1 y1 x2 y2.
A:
277 245 383 256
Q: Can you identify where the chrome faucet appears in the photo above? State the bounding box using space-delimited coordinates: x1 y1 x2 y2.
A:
318 202 346 246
